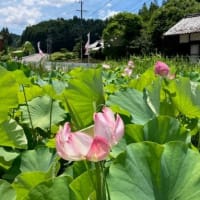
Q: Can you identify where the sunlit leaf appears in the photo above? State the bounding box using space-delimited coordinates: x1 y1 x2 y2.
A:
0 147 19 170
62 67 104 129
12 172 50 200
0 119 27 149
129 67 155 91
0 67 18 122
18 85 44 104
168 77 200 118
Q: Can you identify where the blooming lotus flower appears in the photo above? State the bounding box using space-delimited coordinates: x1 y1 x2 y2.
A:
122 67 133 77
56 122 93 161
56 107 124 162
154 61 169 76
94 107 124 147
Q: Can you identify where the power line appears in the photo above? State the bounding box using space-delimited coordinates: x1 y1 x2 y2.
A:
87 0 112 18
129 0 153 13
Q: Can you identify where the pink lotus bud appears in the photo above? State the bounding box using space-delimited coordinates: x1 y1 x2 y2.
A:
154 61 169 76
94 107 124 147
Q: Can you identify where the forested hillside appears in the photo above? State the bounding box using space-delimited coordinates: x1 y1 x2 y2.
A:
20 17 106 53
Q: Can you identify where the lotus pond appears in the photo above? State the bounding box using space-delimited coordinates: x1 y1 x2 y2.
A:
1 56 200 200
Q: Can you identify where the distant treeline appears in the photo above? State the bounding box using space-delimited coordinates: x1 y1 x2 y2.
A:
20 17 106 54
1 0 200 59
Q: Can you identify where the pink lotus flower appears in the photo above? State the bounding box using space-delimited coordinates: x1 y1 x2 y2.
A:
56 107 124 162
122 67 133 77
94 107 124 146
127 60 134 68
154 61 169 76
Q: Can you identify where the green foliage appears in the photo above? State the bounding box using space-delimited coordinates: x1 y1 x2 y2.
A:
20 147 57 173
0 179 16 200
20 95 67 131
62 67 105 130
21 17 106 53
0 148 19 170
103 12 143 58
0 67 18 123
12 172 51 200
126 116 189 144
70 170 96 200
50 51 76 61
0 119 27 149
1 58 200 199
108 141 200 200
107 88 155 125
25 176 74 200
22 41 35 56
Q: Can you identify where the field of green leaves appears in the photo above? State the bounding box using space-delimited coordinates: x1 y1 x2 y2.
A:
1 56 200 200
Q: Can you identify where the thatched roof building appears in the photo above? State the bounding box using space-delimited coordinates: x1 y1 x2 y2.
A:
164 14 200 36
163 13 200 62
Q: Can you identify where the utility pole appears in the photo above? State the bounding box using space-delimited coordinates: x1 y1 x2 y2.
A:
77 0 86 62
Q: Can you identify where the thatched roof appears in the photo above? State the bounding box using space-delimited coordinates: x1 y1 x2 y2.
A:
164 14 200 36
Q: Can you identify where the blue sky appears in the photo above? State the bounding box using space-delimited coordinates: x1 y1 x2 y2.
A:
0 0 163 35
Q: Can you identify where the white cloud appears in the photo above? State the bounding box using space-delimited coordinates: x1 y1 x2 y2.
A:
106 3 112 7
98 9 119 20
0 5 42 27
22 0 76 7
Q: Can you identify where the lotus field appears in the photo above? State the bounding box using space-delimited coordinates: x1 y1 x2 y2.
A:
1 56 200 200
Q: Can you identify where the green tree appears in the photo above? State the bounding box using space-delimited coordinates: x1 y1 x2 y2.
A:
0 27 12 50
102 12 143 59
138 1 160 54
23 41 35 55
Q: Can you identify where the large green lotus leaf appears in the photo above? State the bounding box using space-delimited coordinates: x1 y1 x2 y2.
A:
107 88 155 125
18 85 44 104
145 78 161 115
25 176 74 200
0 67 18 122
11 70 31 85
70 170 96 200
0 119 27 149
126 116 189 144
168 77 200 118
12 172 50 200
62 67 104 129
0 147 19 170
20 95 67 130
108 142 200 200
20 147 58 173
129 67 155 91
0 179 16 200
